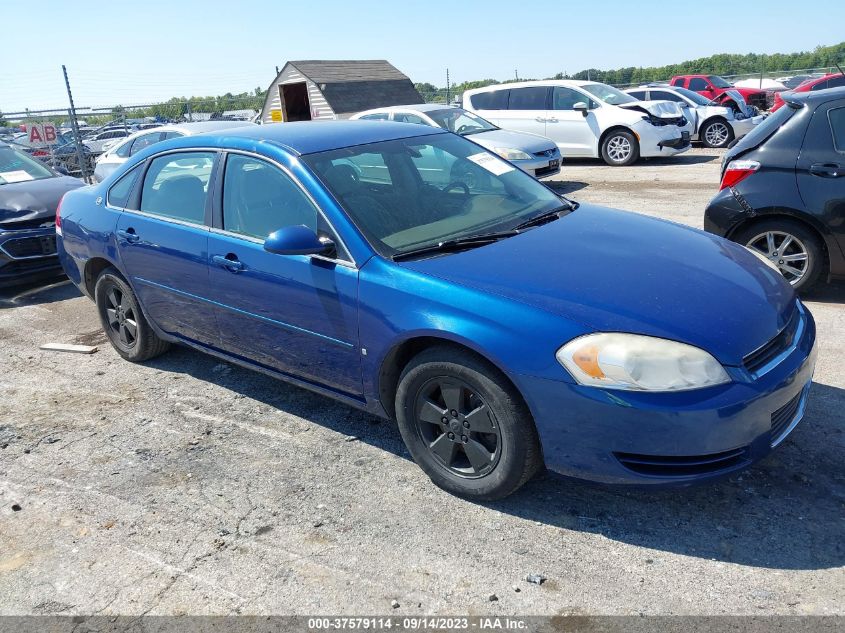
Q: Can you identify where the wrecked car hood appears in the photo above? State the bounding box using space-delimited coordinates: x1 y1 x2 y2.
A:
618 100 684 118
0 176 84 228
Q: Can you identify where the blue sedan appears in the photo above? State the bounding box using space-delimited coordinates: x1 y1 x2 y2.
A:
56 121 816 499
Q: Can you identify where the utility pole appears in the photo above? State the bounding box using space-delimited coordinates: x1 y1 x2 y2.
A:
62 65 89 182
446 68 450 105
514 69 519 81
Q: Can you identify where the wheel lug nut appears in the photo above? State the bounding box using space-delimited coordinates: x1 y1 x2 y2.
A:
447 432 455 440
461 435 468 443
462 421 470 428
450 410 458 417
441 417 448 424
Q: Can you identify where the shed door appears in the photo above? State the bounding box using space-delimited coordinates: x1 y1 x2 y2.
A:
280 82 312 121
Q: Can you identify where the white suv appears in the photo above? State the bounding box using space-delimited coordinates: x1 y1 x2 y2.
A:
463 80 692 166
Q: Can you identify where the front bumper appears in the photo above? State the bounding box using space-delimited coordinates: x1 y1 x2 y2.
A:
514 304 817 485
512 152 562 180
637 123 691 157
0 225 64 288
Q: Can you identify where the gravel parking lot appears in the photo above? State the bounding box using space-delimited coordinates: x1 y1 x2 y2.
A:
1 147 843 617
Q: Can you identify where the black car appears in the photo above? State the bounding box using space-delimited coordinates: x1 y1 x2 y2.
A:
705 86 845 292
0 142 84 288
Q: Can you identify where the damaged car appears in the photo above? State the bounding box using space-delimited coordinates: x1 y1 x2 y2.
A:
464 80 691 166
0 141 84 288
625 84 765 148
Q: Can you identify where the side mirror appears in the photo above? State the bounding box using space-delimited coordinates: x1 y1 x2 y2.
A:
54 165 70 176
679 102 690 109
573 102 589 117
263 225 335 257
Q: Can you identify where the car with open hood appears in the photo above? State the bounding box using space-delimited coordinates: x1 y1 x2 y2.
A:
671 75 770 111
0 141 84 287
463 80 692 166
350 104 561 180
57 122 815 499
625 84 765 148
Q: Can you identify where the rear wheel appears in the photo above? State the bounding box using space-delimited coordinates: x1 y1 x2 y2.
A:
700 118 734 148
600 130 639 166
395 346 542 500
94 268 170 362
735 219 824 292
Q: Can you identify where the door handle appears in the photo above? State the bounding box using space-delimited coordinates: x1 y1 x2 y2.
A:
212 254 244 273
810 163 843 178
535 117 547 122
116 228 140 243
547 117 559 123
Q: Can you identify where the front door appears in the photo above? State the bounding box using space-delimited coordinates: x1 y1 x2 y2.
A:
546 86 600 157
115 150 218 345
206 153 361 396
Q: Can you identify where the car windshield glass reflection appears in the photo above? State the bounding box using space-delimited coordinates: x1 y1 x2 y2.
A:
427 109 497 135
0 147 55 184
304 134 562 258
582 83 638 106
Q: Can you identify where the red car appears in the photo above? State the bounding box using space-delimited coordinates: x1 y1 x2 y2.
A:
670 75 768 111
771 73 845 112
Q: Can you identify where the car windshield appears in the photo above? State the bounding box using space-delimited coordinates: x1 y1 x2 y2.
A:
582 83 637 105
673 87 712 105
304 133 563 258
0 146 55 185
709 76 733 89
426 108 497 135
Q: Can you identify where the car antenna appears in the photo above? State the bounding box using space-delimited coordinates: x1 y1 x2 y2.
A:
837 63 845 78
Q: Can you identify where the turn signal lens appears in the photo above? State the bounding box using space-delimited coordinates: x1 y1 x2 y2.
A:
719 159 760 190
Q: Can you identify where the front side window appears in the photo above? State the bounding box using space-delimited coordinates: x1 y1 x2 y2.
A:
670 78 684 87
393 113 429 125
304 133 563 258
507 87 548 110
689 78 709 91
829 107 845 153
107 164 141 208
709 76 733 89
673 87 711 105
826 76 845 89
552 86 588 110
140 151 215 224
222 154 318 239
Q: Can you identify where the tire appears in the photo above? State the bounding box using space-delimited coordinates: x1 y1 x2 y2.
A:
700 118 734 149
600 130 639 166
395 346 542 500
734 219 824 292
94 268 170 362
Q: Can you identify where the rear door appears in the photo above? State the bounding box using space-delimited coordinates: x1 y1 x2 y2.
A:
489 86 550 138
205 152 362 396
796 98 845 256
115 150 218 345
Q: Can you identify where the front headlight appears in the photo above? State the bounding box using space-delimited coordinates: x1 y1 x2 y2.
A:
556 333 730 392
492 147 532 161
744 245 781 274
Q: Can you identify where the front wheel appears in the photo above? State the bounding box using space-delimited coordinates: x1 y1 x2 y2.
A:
95 268 170 362
395 347 542 500
600 130 639 166
735 220 824 292
700 119 734 148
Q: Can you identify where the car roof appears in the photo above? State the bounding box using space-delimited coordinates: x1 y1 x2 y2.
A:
465 79 594 94
358 103 458 115
186 120 448 155
784 84 845 106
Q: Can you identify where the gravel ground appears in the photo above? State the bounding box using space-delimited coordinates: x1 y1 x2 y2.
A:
1 147 843 616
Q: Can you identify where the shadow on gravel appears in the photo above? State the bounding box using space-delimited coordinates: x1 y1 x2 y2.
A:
148 341 844 572
563 154 718 167
802 280 845 305
547 181 589 195
0 278 80 309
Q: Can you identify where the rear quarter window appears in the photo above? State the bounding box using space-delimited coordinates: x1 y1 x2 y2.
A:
107 164 141 208
829 107 845 153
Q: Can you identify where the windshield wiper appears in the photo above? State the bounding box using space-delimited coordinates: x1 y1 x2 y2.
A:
458 128 491 136
392 230 520 261
513 203 576 231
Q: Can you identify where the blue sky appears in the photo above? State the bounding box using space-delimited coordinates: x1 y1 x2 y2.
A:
3 0 842 113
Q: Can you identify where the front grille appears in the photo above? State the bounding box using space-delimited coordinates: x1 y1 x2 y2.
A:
771 391 803 445
533 148 557 158
614 447 749 477
743 309 799 374
1 235 57 259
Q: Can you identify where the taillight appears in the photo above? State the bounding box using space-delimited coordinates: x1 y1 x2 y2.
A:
56 194 65 234
720 159 760 190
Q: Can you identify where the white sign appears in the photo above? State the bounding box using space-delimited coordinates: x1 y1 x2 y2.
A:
467 152 515 176
28 123 59 147
0 170 35 183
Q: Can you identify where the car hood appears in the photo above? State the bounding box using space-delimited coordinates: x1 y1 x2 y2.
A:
399 206 795 366
618 100 684 118
0 176 85 227
467 129 557 153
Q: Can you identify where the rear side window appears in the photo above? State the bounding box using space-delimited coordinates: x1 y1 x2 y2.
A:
359 113 389 121
627 90 647 100
829 107 845 153
508 87 548 110
393 113 429 125
107 165 141 208
689 78 709 91
129 132 163 156
222 154 318 239
470 89 509 110
114 139 134 158
140 152 215 224
811 80 830 92
651 90 684 103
